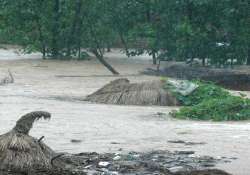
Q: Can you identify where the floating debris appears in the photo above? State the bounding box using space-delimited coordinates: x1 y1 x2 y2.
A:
0 69 14 85
168 140 206 146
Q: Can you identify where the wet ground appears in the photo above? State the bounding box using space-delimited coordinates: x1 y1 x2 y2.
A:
0 48 250 175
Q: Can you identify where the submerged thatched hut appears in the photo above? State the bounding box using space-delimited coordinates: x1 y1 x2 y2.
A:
0 111 55 173
85 78 180 106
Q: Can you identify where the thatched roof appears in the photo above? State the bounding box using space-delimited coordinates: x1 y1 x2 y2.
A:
0 111 55 173
85 78 179 106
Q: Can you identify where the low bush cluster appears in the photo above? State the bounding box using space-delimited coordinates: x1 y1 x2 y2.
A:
170 81 250 121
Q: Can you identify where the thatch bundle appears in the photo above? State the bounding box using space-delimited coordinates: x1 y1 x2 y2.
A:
85 78 179 106
0 111 55 173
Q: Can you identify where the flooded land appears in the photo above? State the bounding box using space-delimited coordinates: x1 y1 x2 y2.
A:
0 49 249 175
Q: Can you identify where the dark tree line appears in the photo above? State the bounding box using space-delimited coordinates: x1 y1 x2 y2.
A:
0 0 249 74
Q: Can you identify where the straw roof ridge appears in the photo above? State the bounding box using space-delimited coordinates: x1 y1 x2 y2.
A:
0 111 54 173
13 111 51 135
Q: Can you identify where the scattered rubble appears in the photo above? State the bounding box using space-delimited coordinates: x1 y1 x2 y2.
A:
54 150 232 175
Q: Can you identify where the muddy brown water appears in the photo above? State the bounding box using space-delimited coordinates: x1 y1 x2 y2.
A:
0 49 250 175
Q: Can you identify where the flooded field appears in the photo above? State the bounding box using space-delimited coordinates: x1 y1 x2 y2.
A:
0 49 250 175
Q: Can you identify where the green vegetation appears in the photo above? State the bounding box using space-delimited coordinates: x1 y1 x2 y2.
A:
0 0 249 73
173 96 250 121
176 82 230 106
172 82 250 121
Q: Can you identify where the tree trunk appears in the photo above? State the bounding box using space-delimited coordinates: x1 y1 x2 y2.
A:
42 45 46 59
87 17 119 75
38 24 46 59
78 47 81 59
107 43 111 52
184 0 192 61
247 47 250 65
34 0 46 59
51 0 60 59
152 51 157 65
112 15 130 57
66 0 82 57
119 33 130 57
202 58 205 67
76 0 83 60
145 1 151 22
37 23 46 59
92 50 119 75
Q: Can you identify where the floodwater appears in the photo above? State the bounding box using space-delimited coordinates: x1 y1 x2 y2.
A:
0 48 250 175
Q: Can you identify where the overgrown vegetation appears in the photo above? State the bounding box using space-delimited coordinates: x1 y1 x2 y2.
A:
171 82 250 121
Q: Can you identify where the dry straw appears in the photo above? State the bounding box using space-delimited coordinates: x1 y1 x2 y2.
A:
0 111 54 173
86 78 179 106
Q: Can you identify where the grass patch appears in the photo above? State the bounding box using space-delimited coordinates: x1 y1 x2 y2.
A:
170 81 250 121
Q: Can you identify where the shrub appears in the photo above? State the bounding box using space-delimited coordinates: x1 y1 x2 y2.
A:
170 81 250 121
176 81 230 106
173 96 250 121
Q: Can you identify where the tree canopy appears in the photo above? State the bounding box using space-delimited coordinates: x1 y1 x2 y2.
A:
0 0 249 73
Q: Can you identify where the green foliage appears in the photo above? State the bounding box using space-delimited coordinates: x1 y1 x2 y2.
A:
0 0 249 65
173 96 250 121
176 82 229 106
172 81 250 121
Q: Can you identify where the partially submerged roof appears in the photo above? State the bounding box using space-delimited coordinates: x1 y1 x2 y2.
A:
85 78 180 106
0 111 54 172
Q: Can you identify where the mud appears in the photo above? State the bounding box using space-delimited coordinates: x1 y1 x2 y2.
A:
0 49 250 175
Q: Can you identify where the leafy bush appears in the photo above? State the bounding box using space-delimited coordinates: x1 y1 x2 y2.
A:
170 81 250 121
173 96 250 121
176 81 230 106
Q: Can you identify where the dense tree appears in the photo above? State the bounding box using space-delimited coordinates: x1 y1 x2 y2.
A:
0 0 249 71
